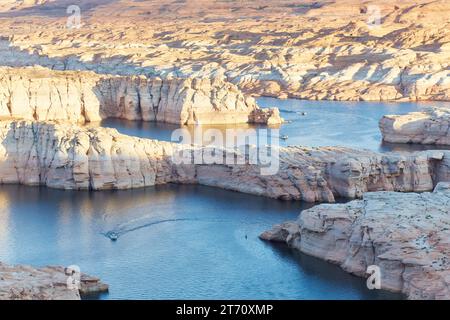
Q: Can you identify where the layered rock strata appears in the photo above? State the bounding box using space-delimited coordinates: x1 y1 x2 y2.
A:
0 120 449 202
0 66 282 125
260 182 450 300
380 107 450 145
0 262 108 300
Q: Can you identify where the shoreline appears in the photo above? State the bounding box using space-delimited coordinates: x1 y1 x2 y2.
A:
261 183 450 300
256 94 450 104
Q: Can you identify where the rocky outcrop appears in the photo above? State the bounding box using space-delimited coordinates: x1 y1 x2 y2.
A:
380 107 450 145
0 66 282 125
0 120 448 202
260 182 450 299
0 262 108 300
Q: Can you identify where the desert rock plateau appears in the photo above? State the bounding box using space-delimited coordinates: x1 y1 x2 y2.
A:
0 0 449 101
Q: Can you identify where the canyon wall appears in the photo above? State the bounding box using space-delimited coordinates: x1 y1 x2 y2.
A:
0 66 282 125
0 120 449 202
380 107 450 145
260 183 450 299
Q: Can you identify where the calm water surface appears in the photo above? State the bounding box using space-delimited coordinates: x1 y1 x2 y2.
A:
3 98 443 300
100 98 450 152
0 184 400 300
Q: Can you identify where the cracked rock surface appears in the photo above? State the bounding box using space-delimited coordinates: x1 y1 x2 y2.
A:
0 262 108 300
380 107 450 145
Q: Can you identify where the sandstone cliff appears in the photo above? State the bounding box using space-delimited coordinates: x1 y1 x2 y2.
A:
0 120 448 202
0 66 282 125
380 107 450 145
260 182 450 300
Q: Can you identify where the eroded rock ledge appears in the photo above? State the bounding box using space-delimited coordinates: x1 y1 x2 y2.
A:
0 120 449 202
0 262 108 300
0 66 282 125
260 182 450 300
380 107 450 145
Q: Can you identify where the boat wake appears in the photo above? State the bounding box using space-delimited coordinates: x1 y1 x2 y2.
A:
102 216 224 241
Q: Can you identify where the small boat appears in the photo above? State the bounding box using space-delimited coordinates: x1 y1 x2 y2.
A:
280 135 289 140
297 111 307 116
107 232 119 241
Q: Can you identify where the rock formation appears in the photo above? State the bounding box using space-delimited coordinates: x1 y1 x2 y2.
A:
0 262 108 300
380 107 450 145
260 182 450 300
0 0 449 301
0 66 282 125
0 120 448 202
0 0 449 102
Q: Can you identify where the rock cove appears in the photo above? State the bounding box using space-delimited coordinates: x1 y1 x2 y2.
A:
261 182 450 300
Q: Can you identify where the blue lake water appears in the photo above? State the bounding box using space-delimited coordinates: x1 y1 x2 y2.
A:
3 98 446 300
100 98 450 152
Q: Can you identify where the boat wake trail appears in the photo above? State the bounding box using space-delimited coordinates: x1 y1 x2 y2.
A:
278 109 298 114
102 216 223 241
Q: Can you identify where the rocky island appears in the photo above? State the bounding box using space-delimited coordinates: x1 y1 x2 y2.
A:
380 107 450 145
0 262 108 300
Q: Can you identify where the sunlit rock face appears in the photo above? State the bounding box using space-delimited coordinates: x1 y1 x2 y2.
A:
380 107 450 145
0 120 448 202
0 67 282 125
0 0 449 101
261 183 450 300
